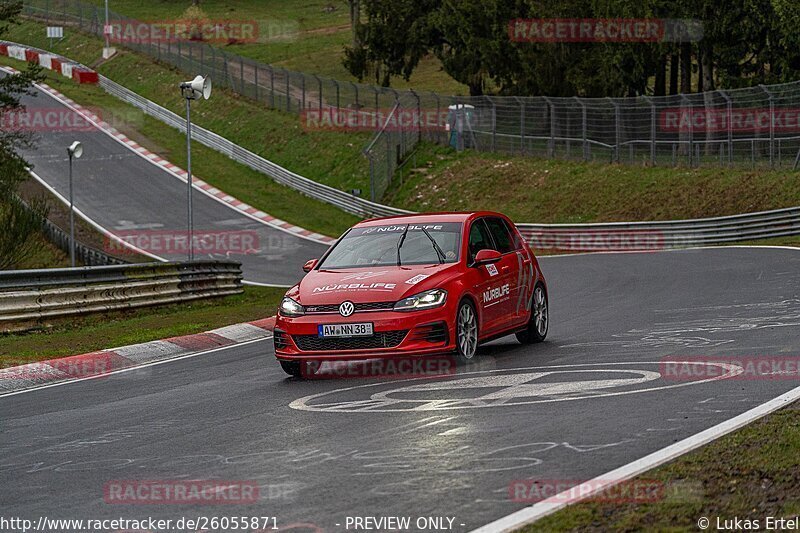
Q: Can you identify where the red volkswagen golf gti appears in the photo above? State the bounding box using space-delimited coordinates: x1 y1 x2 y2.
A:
274 212 548 377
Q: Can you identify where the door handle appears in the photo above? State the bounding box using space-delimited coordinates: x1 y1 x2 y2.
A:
501 265 511 272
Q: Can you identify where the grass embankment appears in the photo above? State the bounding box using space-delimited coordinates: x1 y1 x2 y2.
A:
528 400 800 532
79 0 468 94
0 285 283 365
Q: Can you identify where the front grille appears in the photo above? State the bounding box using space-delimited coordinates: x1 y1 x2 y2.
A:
304 301 395 314
294 330 409 352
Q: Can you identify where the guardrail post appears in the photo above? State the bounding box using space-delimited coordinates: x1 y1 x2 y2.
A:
760 85 774 168
718 90 732 165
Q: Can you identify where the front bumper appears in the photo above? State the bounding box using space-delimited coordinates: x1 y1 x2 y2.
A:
274 308 455 361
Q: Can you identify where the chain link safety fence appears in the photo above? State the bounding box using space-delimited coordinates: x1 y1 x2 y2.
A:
21 0 800 203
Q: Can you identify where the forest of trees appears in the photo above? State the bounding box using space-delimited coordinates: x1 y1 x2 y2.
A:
343 0 800 97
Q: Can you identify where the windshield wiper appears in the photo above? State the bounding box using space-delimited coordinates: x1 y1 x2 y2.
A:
420 226 446 264
396 225 410 266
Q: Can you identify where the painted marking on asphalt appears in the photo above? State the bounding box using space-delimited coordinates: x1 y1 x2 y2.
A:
289 362 743 413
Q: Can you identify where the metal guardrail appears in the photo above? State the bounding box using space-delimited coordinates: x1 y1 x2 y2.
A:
5 41 799 251
40 216 127 266
0 261 243 328
98 76 408 219
517 206 800 250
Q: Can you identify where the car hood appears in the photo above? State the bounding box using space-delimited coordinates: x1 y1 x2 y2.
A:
294 264 459 304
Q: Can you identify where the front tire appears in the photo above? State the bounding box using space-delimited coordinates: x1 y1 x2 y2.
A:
516 284 548 344
455 300 479 364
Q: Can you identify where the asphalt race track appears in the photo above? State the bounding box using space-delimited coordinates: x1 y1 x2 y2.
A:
2 247 799 531
4 72 329 286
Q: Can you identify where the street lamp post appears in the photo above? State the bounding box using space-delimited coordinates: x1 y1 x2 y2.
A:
179 75 212 262
103 0 115 59
67 141 84 267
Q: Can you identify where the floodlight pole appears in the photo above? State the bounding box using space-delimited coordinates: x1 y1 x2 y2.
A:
68 149 76 267
183 90 195 262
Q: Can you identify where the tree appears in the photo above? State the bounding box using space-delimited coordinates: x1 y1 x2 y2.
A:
0 0 48 269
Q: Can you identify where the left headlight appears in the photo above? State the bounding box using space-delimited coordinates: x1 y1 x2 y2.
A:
394 289 447 312
280 297 305 317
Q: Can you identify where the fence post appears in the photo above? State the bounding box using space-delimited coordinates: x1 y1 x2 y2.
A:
269 65 275 108
608 98 620 163
351 81 359 109
514 97 525 155
718 90 732 165
301 74 306 110
285 68 290 112
760 84 774 168
542 96 555 157
254 62 259 102
336 80 341 110
490 97 497 152
312 74 322 113
642 96 656 165
681 94 693 167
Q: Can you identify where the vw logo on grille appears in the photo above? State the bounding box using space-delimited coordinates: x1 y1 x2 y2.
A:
339 301 355 317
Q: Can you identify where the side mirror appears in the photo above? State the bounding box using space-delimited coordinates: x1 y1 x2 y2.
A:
473 249 502 266
302 258 318 273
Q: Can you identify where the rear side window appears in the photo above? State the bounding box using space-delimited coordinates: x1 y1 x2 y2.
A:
503 219 526 250
468 219 494 261
484 217 514 254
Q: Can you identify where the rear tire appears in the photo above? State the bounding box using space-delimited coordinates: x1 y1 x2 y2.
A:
516 284 548 344
455 300 479 364
280 360 303 377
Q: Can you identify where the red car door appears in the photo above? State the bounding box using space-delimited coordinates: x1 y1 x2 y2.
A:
467 218 508 334
482 216 523 331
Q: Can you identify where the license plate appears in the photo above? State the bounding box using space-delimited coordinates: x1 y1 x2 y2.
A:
318 323 374 338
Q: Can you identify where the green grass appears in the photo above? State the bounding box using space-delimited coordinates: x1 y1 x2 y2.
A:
9 231 72 270
0 285 283 365
387 145 800 223
77 0 468 94
529 401 800 532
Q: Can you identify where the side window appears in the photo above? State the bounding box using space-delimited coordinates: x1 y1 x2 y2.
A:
503 219 526 250
484 217 514 254
468 219 493 262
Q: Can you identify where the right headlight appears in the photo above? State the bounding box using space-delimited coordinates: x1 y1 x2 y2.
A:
280 297 305 317
394 289 447 312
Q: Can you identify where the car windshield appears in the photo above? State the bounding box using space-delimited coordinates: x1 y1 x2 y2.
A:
319 222 462 269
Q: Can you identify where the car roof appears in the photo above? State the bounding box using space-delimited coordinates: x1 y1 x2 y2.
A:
355 211 505 227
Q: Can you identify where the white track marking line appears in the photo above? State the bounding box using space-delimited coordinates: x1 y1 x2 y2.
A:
471 383 800 532
0 336 272 399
